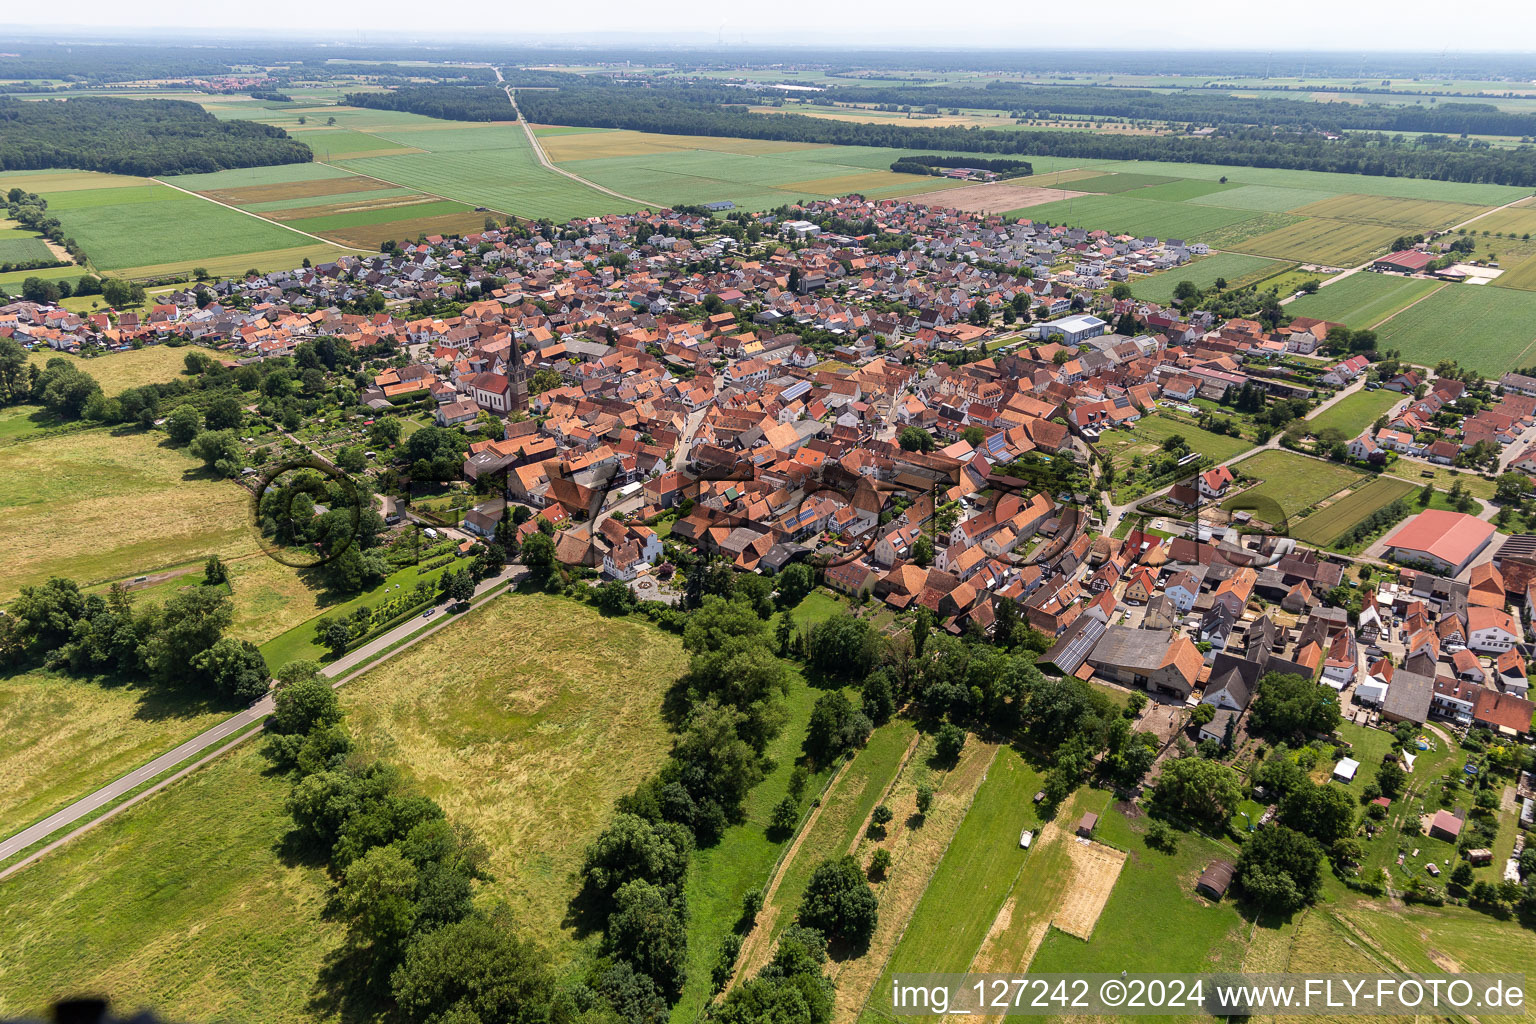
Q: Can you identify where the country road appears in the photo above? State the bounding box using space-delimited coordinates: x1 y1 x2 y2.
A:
494 67 653 208
0 565 524 878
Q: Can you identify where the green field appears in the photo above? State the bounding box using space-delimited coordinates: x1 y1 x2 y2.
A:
1373 282 1536 374
1305 388 1403 437
1098 413 1258 500
0 743 345 1024
1229 217 1406 267
159 162 356 190
1285 272 1445 328
1068 172 1180 194
0 235 55 263
284 198 472 232
1084 159 1530 206
1129 252 1281 303
1189 182 1341 212
1225 450 1365 519
1291 476 1417 547
1009 193 1261 241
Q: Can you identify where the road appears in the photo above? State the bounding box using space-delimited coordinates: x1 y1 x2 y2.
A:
493 68 652 207
0 565 524 876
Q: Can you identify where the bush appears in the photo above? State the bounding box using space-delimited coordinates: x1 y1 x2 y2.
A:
934 723 966 765
867 848 892 880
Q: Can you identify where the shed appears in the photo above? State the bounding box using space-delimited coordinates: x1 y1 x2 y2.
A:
1332 757 1360 784
1196 859 1235 900
1467 848 1494 866
1428 809 1464 842
1076 812 1099 838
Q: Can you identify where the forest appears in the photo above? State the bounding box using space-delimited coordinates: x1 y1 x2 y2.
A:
889 155 1033 177
343 86 515 122
513 81 1536 186
815 83 1536 137
0 97 313 176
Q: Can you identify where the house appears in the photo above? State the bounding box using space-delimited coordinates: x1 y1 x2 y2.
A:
1473 689 1534 738
1040 314 1107 345
1076 812 1098 838
1163 569 1202 613
1496 649 1530 697
1427 809 1463 842
1199 465 1234 500
462 497 506 539
1467 606 1521 653
1381 668 1435 725
1373 249 1434 275
1332 758 1359 784
1124 567 1157 604
1199 707 1238 745
1382 510 1497 576
1196 860 1234 900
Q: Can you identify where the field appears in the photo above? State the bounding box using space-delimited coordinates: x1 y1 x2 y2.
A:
1229 218 1407 267
0 170 335 276
1224 450 1365 520
26 344 189 393
1285 273 1445 328
0 671 230 832
1008 192 1260 240
1305 388 1403 437
1096 413 1258 500
1373 282 1536 374
1290 476 1417 547
0 744 345 1024
1292 194 1488 231
0 427 251 601
337 592 688 951
913 182 1086 214
1129 252 1281 303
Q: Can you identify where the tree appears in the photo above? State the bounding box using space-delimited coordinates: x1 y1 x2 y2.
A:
142 586 233 685
165 404 202 445
271 675 341 735
1250 672 1341 738
770 796 800 836
805 690 872 764
1376 757 1406 798
914 783 934 817
797 855 878 947
203 392 244 431
1280 782 1356 846
369 417 404 448
1495 471 1533 505
318 617 352 659
1172 280 1200 303
0 338 30 406
520 531 558 585
1235 825 1325 913
189 429 242 475
911 535 934 567
391 910 554 1024
32 358 101 419
776 563 815 607
605 879 689 999
861 668 895 726
804 614 872 680
1190 702 1216 727
595 579 637 615
194 637 270 701
1153 755 1243 827
897 426 935 452
11 576 86 648
868 848 892 880
582 813 694 900
340 842 419 956
934 722 966 765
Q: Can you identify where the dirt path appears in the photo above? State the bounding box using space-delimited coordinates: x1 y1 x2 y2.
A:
494 68 653 208
832 740 998 1024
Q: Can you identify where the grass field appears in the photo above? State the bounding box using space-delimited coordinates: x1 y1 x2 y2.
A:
1293 194 1488 230
0 427 250 600
1225 450 1365 519
1373 282 1536 374
1097 413 1257 490
26 345 189 393
1065 172 1180 194
0 743 345 1024
1305 388 1403 437
0 671 230 831
1009 192 1261 241
0 234 54 263
1285 273 1445 328
1291 476 1417 547
1129 252 1281 303
338 592 688 952
1229 218 1406 267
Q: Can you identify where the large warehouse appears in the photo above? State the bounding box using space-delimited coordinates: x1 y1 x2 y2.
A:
1382 509 1497 576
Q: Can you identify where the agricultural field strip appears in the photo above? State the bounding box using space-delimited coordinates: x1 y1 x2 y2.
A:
148 175 367 252
1291 477 1416 546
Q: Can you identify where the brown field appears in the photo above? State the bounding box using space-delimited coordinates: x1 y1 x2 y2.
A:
1012 168 1105 187
1466 205 1536 237
26 344 188 393
913 182 1088 214
779 171 956 196
541 128 821 162
1050 838 1128 940
197 175 396 206
0 170 150 192
112 243 349 281
1291 194 1489 231
267 194 458 221
325 211 491 249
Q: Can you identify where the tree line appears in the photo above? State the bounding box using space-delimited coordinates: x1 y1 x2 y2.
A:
0 97 313 177
817 83 1536 138
513 82 1536 187
889 155 1033 177
343 86 516 122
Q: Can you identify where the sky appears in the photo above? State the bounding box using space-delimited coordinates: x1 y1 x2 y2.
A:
4 0 1535 52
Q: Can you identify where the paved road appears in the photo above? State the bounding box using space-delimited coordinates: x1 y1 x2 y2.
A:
494 68 651 207
0 565 523 873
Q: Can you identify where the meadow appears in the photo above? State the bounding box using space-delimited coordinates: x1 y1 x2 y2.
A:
1290 476 1417 548
1129 252 1281 303
1373 282 1536 374
1225 450 1364 519
0 670 231 832
25 344 189 393
0 743 345 1024
1284 273 1445 328
1304 388 1403 437
338 592 689 952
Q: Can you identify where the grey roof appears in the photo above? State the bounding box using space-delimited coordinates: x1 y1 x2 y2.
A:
1383 669 1435 723
1087 624 1170 673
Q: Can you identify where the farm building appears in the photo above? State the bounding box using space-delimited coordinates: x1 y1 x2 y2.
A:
1076 812 1099 838
1373 250 1434 274
1196 860 1234 900
1428 809 1464 842
1382 510 1497 576
1332 758 1360 784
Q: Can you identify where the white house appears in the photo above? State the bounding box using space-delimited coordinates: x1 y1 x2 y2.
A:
1468 606 1521 653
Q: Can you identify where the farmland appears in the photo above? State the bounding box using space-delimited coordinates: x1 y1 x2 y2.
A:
1285 273 1445 328
338 592 688 952
1304 387 1403 437
1373 282 1536 374
1290 476 1417 548
1229 217 1406 266
1129 252 1281 303
25 344 189 393
1225 450 1365 519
